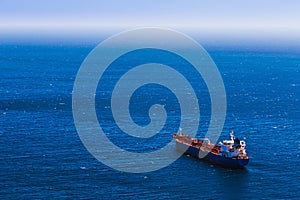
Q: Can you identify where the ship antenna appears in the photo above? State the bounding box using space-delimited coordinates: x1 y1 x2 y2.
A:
179 127 182 134
230 130 235 140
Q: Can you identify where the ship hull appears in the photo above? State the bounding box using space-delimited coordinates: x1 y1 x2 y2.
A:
176 141 249 168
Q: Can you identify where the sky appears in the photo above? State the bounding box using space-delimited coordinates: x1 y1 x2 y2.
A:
1 0 300 42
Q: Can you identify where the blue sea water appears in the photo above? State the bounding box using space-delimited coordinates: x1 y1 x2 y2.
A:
0 41 300 199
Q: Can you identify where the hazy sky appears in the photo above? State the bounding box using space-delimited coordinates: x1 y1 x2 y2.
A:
1 0 300 40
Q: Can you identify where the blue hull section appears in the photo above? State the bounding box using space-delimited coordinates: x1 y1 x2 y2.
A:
176 141 249 168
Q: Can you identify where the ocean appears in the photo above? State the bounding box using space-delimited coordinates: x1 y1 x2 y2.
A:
0 40 299 199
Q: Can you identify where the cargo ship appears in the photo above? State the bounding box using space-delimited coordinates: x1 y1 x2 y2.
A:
172 131 249 168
